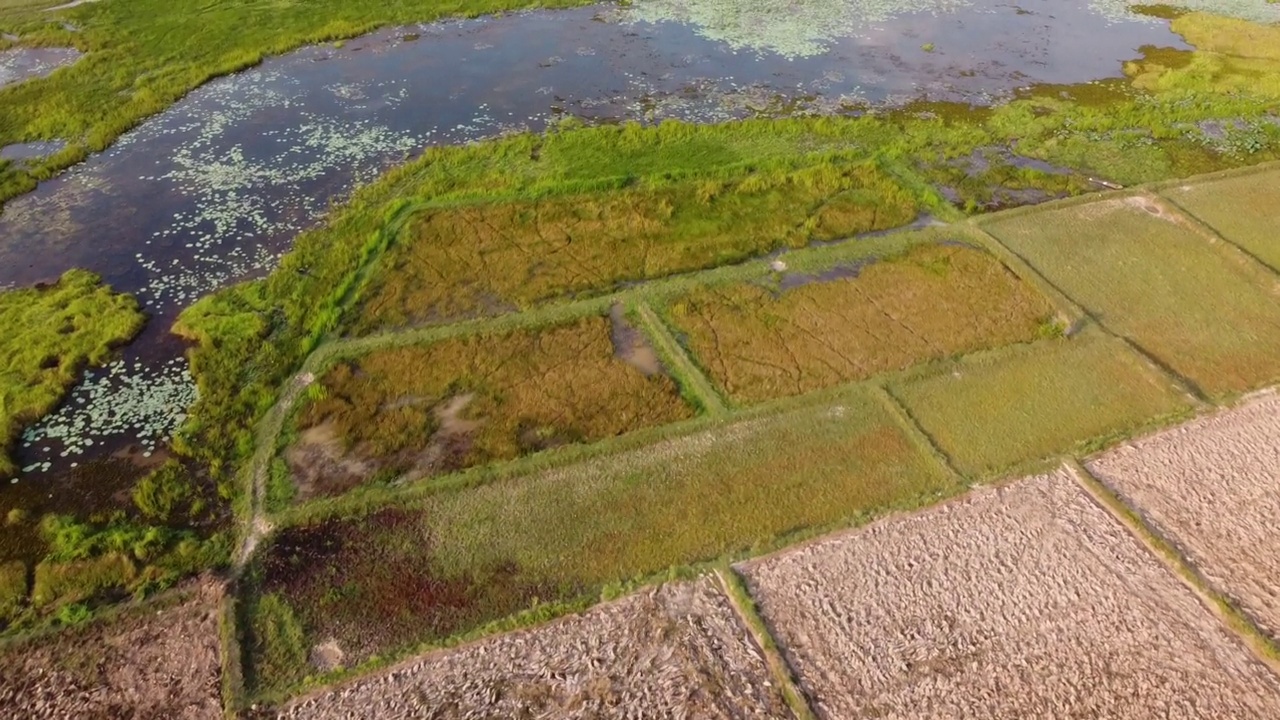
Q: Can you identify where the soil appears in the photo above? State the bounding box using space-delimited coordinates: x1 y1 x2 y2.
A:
272 577 789 720
1087 391 1280 640
285 422 377 501
0 577 224 719
609 303 664 377
740 470 1280 719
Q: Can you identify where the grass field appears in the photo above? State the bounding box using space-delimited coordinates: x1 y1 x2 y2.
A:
891 331 1192 478
347 161 919 332
983 196 1280 398
668 242 1056 404
244 387 955 698
289 316 693 500
0 269 145 478
1161 168 1280 272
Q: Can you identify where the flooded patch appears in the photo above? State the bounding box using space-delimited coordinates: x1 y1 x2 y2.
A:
0 47 81 89
609 304 664 377
0 141 67 163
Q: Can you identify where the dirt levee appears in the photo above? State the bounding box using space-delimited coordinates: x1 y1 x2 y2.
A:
0 579 223 719
275 577 788 719
741 470 1280 719
1087 391 1280 639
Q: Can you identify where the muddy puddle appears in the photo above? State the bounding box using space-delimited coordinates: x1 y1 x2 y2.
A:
609 304 665 376
0 1 1187 493
0 46 80 89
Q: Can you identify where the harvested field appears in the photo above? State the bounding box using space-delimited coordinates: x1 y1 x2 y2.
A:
348 163 916 332
246 388 952 698
1087 391 1280 640
1161 168 1280 272
983 195 1280 397
668 243 1054 403
741 470 1280 720
290 316 693 499
0 578 223 719
892 332 1190 477
272 577 788 720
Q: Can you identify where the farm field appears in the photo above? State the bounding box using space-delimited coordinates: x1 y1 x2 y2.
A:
284 315 693 502
1087 391 1280 641
1160 167 1280 272
982 195 1280 398
740 470 1280 719
272 577 788 720
667 242 1055 404
890 329 1193 478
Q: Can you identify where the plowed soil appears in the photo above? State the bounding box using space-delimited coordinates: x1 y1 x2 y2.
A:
741 470 1280 719
1087 391 1280 640
273 577 788 720
0 578 223 719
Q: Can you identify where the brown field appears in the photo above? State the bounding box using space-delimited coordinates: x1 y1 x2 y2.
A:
289 316 693 499
741 470 1280 719
0 578 223 719
1161 168 1280 272
1087 391 1280 640
348 163 917 332
668 243 1054 403
270 577 788 720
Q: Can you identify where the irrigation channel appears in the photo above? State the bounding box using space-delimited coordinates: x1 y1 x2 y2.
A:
0 1 1189 506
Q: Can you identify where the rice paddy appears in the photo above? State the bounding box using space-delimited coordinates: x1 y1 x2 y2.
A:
890 330 1193 478
287 316 694 500
667 242 1056 404
1160 167 1280 272
983 195 1280 398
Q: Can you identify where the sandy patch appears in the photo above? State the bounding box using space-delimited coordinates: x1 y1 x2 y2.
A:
741 470 1280 719
274 577 787 720
1087 391 1280 639
0 578 224 718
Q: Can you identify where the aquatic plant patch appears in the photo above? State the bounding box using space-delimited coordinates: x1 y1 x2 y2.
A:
668 243 1055 404
245 387 953 698
349 161 918 331
0 269 144 479
891 332 1193 478
984 195 1280 398
1160 166 1280 272
289 316 694 500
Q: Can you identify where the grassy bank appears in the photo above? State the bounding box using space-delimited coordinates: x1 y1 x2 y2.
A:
0 269 144 478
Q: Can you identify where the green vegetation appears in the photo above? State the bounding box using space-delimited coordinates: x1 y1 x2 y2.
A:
0 559 25 623
0 269 144 478
1161 167 1280 271
0 0 594 206
891 331 1193 478
668 242 1055 403
244 388 955 697
983 196 1280 398
289 316 694 500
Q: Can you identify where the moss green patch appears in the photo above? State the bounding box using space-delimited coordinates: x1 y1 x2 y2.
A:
668 243 1055 404
984 195 1280 398
0 269 145 478
1160 167 1280 271
891 332 1192 478
0 559 26 625
245 387 953 698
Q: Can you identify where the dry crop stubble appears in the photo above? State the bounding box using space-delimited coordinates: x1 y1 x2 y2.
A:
1086 391 1280 641
271 577 788 720
740 470 1280 720
668 243 1055 403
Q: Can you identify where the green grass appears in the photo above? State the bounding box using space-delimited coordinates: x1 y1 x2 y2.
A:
1160 167 1280 272
0 559 26 624
891 331 1193 478
0 269 145 478
0 0 594 206
243 386 955 697
984 196 1280 398
667 242 1056 404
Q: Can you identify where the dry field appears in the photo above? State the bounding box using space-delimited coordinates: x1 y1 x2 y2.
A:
0 578 223 719
1087 391 1280 640
668 243 1053 404
741 470 1280 719
272 577 788 720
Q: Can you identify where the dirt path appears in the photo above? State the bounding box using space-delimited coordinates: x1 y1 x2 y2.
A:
740 470 1280 719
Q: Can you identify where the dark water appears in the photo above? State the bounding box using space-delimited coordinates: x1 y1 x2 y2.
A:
0 46 81 89
0 0 1184 489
